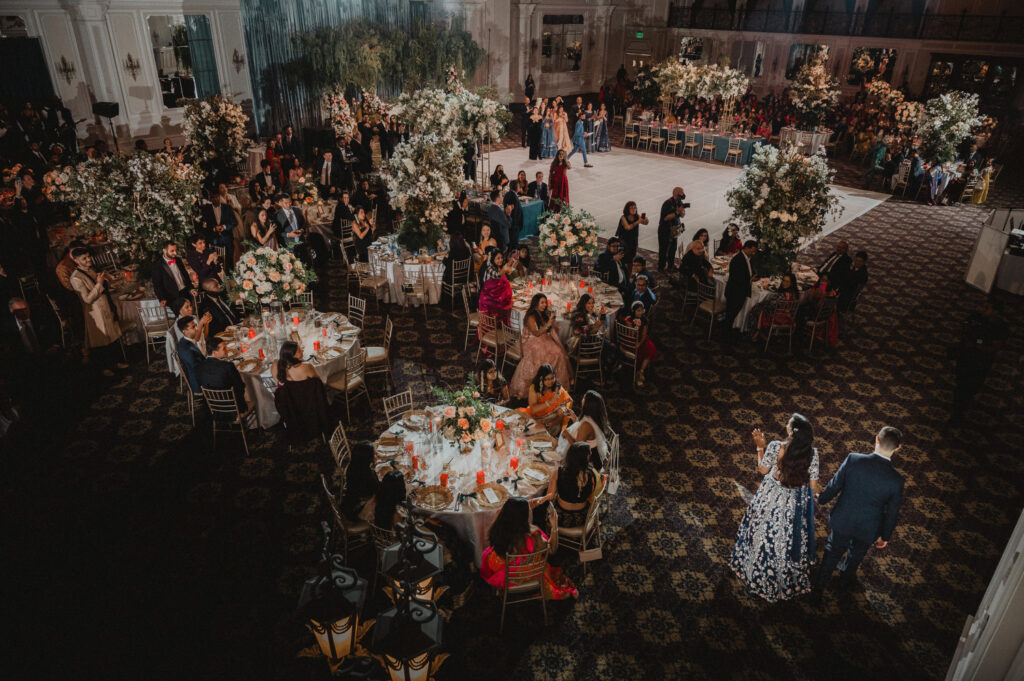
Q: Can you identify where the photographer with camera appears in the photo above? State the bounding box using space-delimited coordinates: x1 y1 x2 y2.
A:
658 187 688 272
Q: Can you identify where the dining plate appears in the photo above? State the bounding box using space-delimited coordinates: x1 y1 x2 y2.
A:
528 434 556 449
411 485 454 512
474 482 510 508
237 358 261 373
521 461 553 484
402 411 432 430
376 462 415 483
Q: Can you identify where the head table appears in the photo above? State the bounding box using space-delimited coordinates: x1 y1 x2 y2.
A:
510 274 622 344
215 309 361 428
374 406 563 562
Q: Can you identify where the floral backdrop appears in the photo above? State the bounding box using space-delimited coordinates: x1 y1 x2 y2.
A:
653 59 749 102
183 95 250 168
324 87 356 137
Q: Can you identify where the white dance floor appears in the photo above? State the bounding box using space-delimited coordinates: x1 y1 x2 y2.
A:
489 145 889 253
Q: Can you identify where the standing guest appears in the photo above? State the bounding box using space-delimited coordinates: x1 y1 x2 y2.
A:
216 182 242 215
838 251 868 313
280 125 301 161
553 104 571 155
504 180 524 248
250 206 279 249
351 206 375 262
724 241 758 343
658 187 686 272
813 426 906 603
69 248 124 375
527 171 549 205
548 150 570 210
520 96 532 148
175 315 206 394
462 139 477 181
486 188 512 250
518 363 574 437
475 358 510 407
540 108 557 159
331 190 357 237
249 159 278 203
56 240 87 292
275 195 307 249
730 414 821 602
200 193 237 265
907 149 925 198
624 301 656 386
595 103 611 152
596 237 628 291
566 115 592 168
524 74 535 102
187 234 223 284
152 240 192 309
197 336 253 414
446 192 469 242
616 201 648 262
527 107 543 160
510 294 573 399
315 150 340 199
950 300 1008 424
199 278 240 337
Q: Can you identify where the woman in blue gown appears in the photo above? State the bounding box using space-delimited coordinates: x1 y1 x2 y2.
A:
595 103 611 152
540 109 556 159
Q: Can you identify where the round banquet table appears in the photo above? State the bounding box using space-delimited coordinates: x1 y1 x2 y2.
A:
217 311 361 428
710 254 818 331
373 406 564 563
510 275 622 344
368 243 446 305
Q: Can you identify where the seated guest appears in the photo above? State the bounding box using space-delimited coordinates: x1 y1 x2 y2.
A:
171 297 210 350
56 240 88 292
510 295 573 400
515 170 530 197
331 190 356 237
186 233 223 284
627 255 656 291
680 228 710 260
628 274 657 311
473 224 498 272
201 193 237 265
197 336 253 415
556 390 610 470
352 179 378 212
839 251 868 313
152 240 193 309
249 159 278 203
596 237 628 290
442 227 472 287
679 239 713 292
352 206 375 262
199 278 240 337
475 358 510 406
570 293 615 372
534 442 599 528
509 244 532 280
176 315 206 394
816 241 851 291
518 363 574 437
359 469 407 530
275 194 307 249
527 171 549 204
489 164 509 189
798 272 839 346
751 272 798 343
624 301 656 387
270 340 318 387
907 149 925 197
273 344 331 444
481 497 577 599
716 225 742 256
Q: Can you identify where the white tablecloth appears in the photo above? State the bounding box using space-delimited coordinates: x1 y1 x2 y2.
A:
779 127 832 155
510 277 621 344
374 406 563 562
376 257 445 305
711 255 818 331
246 146 265 177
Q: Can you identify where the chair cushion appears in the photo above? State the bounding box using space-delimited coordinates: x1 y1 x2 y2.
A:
699 299 726 314
364 346 386 363
558 525 586 538
480 331 502 347
506 580 542 594
467 312 480 325
346 520 370 535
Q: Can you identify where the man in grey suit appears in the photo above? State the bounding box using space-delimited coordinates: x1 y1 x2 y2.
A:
812 426 906 602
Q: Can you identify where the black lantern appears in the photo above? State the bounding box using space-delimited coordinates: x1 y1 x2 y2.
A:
381 507 445 602
372 580 444 681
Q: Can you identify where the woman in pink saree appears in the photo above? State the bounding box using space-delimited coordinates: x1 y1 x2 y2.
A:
477 249 514 352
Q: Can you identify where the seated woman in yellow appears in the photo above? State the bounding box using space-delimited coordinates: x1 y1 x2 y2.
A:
519 363 574 437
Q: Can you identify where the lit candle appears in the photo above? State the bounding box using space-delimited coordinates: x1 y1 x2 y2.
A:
322 327 328 336
125 271 132 281
567 301 572 312
541 278 546 286
248 328 256 339
516 437 524 449
510 456 519 470
313 340 321 352
580 280 585 288
258 348 265 359
587 286 593 294
292 314 300 325
496 420 505 431
405 442 415 455
411 455 419 470
440 472 448 487
476 470 485 485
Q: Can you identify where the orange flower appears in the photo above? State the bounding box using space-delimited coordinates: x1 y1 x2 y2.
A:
457 418 469 429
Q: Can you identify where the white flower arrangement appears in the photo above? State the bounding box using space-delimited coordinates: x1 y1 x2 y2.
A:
653 59 749 102
290 175 319 205
894 100 924 128
360 90 389 121
384 132 464 251
391 85 510 143
537 205 600 260
726 144 842 271
49 153 202 263
182 95 249 167
788 57 840 129
324 87 355 137
229 245 316 306
851 48 875 74
916 91 985 164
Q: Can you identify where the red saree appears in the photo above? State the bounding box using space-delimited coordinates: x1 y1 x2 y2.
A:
548 165 569 210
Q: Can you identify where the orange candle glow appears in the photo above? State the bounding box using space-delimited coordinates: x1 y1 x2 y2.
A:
476 471 485 485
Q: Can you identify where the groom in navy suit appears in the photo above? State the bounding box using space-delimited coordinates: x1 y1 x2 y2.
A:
813 426 905 601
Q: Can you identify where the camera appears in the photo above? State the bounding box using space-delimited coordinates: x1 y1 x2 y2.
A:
681 202 691 209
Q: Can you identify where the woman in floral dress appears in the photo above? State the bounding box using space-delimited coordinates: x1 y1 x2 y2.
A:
729 413 822 602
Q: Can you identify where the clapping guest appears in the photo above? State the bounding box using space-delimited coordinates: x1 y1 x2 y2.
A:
475 358 510 406
624 301 656 387
69 248 125 375
152 240 193 310
186 233 223 284
510 294 573 399
170 297 211 351
199 278 240 337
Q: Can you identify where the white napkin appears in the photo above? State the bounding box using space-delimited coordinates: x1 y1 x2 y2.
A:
482 487 499 504
523 468 546 481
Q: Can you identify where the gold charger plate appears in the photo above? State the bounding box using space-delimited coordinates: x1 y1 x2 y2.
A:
237 358 262 373
411 485 454 512
475 482 510 508
520 461 553 485
402 410 432 430
376 462 415 483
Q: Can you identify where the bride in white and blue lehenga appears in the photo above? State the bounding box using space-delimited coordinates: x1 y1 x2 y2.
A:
729 414 822 603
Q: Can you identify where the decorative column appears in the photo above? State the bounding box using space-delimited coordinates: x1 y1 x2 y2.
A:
60 0 120 106
518 3 537 97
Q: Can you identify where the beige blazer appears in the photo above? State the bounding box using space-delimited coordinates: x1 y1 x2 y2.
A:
70 268 122 348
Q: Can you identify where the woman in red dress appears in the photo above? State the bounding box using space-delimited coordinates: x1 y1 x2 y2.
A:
548 150 570 211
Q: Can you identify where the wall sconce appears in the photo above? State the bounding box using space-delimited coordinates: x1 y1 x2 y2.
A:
56 56 76 85
123 53 141 81
232 48 246 73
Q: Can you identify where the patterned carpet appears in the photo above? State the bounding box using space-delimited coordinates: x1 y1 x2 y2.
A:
4 155 1023 681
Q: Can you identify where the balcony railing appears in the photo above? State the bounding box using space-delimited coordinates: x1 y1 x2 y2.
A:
666 6 1024 43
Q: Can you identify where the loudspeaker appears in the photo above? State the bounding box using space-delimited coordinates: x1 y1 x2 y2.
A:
92 101 119 118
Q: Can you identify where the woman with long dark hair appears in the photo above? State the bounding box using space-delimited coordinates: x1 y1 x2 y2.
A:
358 469 407 530
518 363 574 437
729 413 822 602
480 497 577 599
548 149 570 210
510 293 573 399
533 442 598 528
477 250 514 353
271 340 318 386
615 201 647 261
474 358 510 406
556 390 611 469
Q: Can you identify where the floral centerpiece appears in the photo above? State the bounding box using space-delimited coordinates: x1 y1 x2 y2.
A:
324 87 355 137
229 245 316 306
182 95 249 168
537 205 601 260
290 175 319 204
49 153 202 263
894 101 924 129
360 90 389 122
431 379 497 448
726 144 842 274
916 91 985 164
788 57 840 130
384 132 464 252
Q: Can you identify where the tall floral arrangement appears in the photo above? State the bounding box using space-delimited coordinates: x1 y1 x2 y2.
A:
183 95 249 168
894 101 924 129
49 153 202 263
360 90 389 122
788 57 840 129
455 89 511 143
391 82 509 143
726 144 842 273
229 245 316 306
431 378 497 446
537 205 600 260
916 91 985 164
384 132 464 252
866 79 904 107
324 87 356 137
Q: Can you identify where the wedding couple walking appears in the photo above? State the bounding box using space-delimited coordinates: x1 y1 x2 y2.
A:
728 414 905 603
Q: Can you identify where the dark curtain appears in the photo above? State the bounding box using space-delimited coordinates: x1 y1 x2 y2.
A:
185 15 221 99
0 38 56 103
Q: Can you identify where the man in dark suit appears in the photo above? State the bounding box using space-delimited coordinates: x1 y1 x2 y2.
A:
813 426 906 602
331 190 356 237
658 187 685 272
724 240 758 343
375 115 394 161
199 278 240 337
817 240 851 292
503 181 523 248
315 150 341 199
197 336 251 414
486 188 512 251
176 315 205 395
275 195 307 248
249 160 278 203
152 241 193 309
200 193 237 265
352 179 378 213
628 274 657 310
838 251 868 313
280 125 301 159
596 237 628 291
3 297 59 357
527 171 548 204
